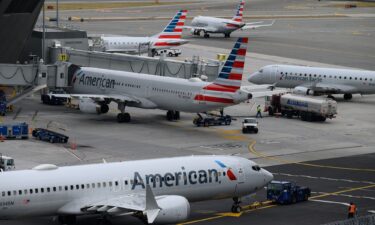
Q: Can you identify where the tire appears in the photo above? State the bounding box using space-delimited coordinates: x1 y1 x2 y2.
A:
175 54 179 57
204 121 209 127
242 128 247 134
304 193 309 201
254 129 259 134
268 107 274 116
49 137 55 143
168 52 173 57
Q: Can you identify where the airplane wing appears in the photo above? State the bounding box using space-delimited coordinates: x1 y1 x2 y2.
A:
59 186 161 224
183 25 218 33
241 20 275 30
52 93 140 103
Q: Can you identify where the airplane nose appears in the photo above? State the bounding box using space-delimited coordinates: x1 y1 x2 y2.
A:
262 169 274 184
248 72 259 84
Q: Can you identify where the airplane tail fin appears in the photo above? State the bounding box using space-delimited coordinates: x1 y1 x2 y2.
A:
153 10 188 46
232 0 245 22
211 37 248 91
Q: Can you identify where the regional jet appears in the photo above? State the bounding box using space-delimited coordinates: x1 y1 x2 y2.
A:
61 37 253 122
249 64 375 100
0 155 273 224
184 0 274 38
101 10 189 55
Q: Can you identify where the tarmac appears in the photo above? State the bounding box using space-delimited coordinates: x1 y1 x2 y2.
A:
1 0 375 224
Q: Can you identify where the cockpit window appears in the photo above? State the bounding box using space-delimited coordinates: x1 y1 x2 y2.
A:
252 165 261 171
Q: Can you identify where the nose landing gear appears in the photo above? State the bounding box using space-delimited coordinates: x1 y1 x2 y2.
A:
166 110 180 121
231 197 242 213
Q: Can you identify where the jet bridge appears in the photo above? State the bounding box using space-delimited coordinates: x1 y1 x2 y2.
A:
50 47 220 82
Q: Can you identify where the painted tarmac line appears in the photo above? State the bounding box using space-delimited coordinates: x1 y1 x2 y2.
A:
274 172 375 185
247 141 375 172
310 199 349 206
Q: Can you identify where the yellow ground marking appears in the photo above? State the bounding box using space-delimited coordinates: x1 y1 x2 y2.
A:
310 184 375 199
248 141 375 172
45 2 192 11
179 184 375 225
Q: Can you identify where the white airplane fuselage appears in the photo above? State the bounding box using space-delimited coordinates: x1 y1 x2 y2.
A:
72 67 250 112
249 65 375 94
101 36 188 53
191 16 244 34
0 156 273 219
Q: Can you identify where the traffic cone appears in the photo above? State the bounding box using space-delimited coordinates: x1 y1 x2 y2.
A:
70 138 77 150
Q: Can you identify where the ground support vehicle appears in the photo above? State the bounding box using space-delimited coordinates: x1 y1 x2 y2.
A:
0 122 29 139
0 154 15 172
193 114 232 127
267 181 311 205
265 93 337 122
41 89 68 105
155 48 182 57
242 118 259 133
32 128 69 143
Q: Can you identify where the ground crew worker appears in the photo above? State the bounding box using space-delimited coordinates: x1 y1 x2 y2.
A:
348 202 357 219
256 105 262 118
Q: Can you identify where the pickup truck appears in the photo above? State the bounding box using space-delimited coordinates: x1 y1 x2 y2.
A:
242 118 259 133
155 48 182 57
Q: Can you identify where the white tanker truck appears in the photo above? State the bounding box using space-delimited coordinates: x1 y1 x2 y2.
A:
265 93 337 122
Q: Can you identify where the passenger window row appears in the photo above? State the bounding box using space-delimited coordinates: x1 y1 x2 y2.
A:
152 87 192 96
280 72 373 82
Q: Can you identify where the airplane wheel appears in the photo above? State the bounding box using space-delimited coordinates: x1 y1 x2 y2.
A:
204 33 210 38
224 33 230 38
231 205 242 213
343 93 352 100
117 113 131 123
173 111 180 120
58 215 76 225
166 111 174 121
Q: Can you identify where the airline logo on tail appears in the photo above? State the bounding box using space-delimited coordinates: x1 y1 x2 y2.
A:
154 10 188 47
215 160 237 181
202 37 248 94
232 0 244 22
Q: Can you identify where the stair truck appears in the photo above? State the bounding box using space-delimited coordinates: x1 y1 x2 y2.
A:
265 93 337 122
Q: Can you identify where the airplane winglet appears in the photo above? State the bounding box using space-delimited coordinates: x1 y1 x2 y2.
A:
145 185 160 224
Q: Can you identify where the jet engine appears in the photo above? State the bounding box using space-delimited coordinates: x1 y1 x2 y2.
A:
293 86 314 96
152 195 190 224
78 98 109 114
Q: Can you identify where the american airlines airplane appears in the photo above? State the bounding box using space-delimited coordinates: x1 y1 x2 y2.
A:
185 0 274 38
249 64 375 100
101 10 188 55
61 38 253 122
0 155 273 224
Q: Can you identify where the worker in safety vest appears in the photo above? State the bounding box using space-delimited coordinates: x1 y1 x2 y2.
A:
256 105 262 118
348 202 357 218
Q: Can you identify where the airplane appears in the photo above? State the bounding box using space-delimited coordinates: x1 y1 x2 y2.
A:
0 155 274 224
101 10 189 55
59 37 253 123
184 0 274 38
248 64 375 100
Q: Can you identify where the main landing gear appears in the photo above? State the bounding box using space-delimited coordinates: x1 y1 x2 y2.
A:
231 197 242 213
204 32 210 38
166 110 180 121
343 93 352 100
224 33 231 38
117 102 131 123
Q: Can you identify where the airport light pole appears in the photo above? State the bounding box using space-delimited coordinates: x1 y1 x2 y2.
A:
56 0 59 27
42 3 45 61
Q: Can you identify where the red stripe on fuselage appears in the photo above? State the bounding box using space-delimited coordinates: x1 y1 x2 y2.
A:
158 35 182 39
203 84 238 92
194 95 234 104
154 42 181 46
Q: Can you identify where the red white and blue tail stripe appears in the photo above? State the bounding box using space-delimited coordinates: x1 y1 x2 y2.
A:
232 0 244 22
154 10 187 47
210 37 248 91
